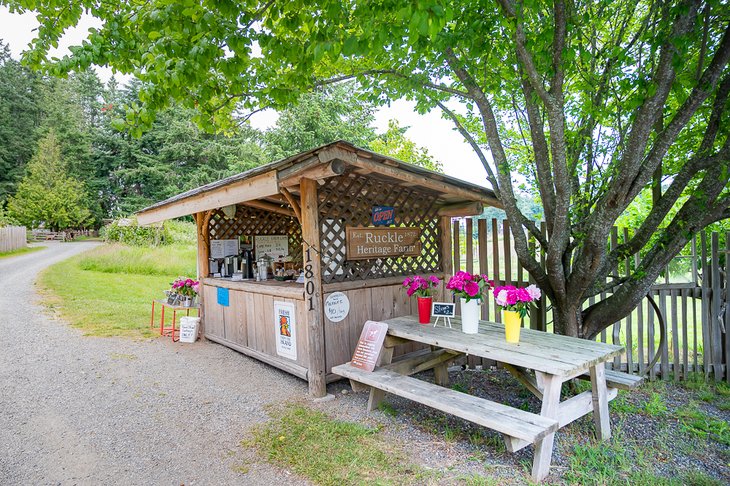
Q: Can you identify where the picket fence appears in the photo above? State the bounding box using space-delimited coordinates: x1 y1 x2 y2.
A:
0 226 27 253
450 217 729 383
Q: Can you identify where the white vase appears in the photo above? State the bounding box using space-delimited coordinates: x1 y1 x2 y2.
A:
460 298 480 334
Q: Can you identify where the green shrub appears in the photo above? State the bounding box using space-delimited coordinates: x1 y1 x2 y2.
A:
103 218 196 247
0 205 19 227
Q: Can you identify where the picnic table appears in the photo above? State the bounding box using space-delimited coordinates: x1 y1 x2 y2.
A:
333 315 642 482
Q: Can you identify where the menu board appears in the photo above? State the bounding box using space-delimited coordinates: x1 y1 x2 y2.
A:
255 235 289 260
351 321 388 372
210 239 240 258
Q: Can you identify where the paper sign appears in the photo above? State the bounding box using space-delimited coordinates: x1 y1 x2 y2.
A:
217 287 229 307
274 301 297 360
371 206 395 226
179 317 199 343
255 235 289 260
351 321 389 372
324 292 350 323
432 302 456 317
210 239 240 258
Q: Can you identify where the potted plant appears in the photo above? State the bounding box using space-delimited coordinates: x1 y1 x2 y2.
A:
402 275 441 324
171 277 200 307
446 271 493 334
492 284 542 343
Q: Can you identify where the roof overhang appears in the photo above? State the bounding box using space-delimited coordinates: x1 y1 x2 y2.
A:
135 141 502 225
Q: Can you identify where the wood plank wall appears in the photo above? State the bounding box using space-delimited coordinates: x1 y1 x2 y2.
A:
0 226 27 253
451 218 729 382
203 286 309 371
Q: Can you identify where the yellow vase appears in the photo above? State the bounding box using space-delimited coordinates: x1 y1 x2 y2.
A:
503 310 522 343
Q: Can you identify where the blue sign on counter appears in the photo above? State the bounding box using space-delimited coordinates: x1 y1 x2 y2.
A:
217 287 230 307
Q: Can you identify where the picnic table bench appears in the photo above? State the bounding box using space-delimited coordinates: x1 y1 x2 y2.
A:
333 315 642 482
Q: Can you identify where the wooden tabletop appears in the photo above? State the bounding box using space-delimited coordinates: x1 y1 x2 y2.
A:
384 316 623 377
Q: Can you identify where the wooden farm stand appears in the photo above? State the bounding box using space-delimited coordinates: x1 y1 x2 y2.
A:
137 141 499 397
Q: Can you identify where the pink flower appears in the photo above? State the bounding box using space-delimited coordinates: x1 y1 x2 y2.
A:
516 288 531 302
464 281 480 297
429 276 440 285
526 284 541 300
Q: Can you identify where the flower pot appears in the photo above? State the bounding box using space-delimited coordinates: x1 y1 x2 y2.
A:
417 296 432 324
182 297 193 308
460 298 480 334
503 310 521 343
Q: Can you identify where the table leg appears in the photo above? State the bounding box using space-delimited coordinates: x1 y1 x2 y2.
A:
590 362 611 440
172 310 177 341
159 305 165 335
532 373 561 482
367 345 395 411
150 300 155 328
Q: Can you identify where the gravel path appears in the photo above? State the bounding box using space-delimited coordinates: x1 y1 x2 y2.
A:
0 242 309 485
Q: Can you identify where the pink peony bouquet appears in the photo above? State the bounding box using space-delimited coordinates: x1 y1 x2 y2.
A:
171 277 200 298
446 271 493 303
402 275 441 298
492 284 541 317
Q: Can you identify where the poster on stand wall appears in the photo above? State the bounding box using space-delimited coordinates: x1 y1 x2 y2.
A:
274 301 297 360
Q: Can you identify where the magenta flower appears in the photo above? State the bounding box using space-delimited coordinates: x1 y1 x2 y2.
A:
401 274 441 298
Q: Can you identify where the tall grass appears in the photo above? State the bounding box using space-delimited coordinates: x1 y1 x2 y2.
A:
39 242 197 338
76 243 196 276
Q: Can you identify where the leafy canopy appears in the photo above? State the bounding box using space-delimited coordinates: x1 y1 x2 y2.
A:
6 0 730 338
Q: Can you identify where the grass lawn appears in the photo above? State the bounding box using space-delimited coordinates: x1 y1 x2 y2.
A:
38 243 197 339
0 245 46 259
246 374 730 485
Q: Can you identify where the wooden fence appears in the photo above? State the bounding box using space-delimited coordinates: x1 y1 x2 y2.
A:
0 226 27 253
450 217 729 383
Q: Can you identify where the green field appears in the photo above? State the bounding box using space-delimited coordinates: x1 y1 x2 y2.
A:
39 243 197 338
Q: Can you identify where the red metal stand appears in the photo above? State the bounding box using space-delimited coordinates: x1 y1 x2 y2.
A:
150 299 200 342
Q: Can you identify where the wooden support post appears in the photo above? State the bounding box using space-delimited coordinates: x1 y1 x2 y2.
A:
195 211 212 339
590 362 612 440
367 345 395 411
301 178 327 398
440 216 453 277
531 372 561 482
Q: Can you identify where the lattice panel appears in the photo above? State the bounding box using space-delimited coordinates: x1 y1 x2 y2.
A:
208 206 303 263
318 173 443 283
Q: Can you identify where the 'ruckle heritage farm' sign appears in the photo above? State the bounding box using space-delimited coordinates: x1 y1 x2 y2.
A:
345 226 421 260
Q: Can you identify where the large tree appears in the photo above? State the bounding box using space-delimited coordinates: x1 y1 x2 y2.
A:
0 39 41 202
8 130 92 230
8 0 729 338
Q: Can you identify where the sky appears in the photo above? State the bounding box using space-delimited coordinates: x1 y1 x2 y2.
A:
0 7 489 187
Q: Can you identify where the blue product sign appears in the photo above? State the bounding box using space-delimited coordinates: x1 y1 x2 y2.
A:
217 287 230 307
371 206 395 226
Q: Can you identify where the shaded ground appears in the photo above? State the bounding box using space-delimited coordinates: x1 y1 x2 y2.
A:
3 243 728 485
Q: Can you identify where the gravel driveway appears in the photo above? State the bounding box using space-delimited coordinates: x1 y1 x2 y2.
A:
0 242 310 485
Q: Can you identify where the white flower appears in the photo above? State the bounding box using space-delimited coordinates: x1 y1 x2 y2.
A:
496 289 509 307
526 284 541 300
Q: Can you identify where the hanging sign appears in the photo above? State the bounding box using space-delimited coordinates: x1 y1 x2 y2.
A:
371 206 395 226
324 292 350 323
351 320 389 372
255 235 289 260
345 226 421 260
274 301 297 360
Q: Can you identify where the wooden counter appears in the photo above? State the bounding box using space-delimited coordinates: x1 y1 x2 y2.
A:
202 277 304 300
201 278 310 374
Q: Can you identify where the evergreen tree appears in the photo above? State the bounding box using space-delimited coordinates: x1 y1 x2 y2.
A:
0 40 41 202
8 131 91 230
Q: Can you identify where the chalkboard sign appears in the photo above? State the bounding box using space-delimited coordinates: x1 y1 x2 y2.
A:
432 302 456 317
